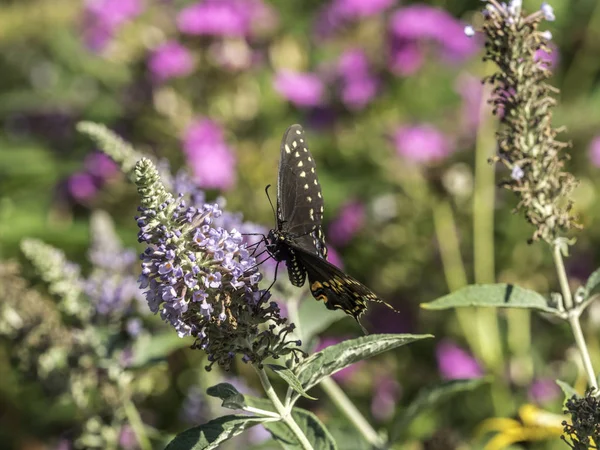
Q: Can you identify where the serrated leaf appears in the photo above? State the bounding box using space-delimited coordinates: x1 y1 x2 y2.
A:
130 331 192 368
295 334 432 391
556 379 579 401
206 383 246 410
165 415 265 450
390 378 489 443
268 364 317 400
421 284 559 314
298 298 345 343
584 268 600 299
264 407 337 450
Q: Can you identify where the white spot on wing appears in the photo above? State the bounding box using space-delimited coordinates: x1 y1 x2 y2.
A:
307 196 312 202
285 144 291 154
317 192 322 198
295 129 302 135
297 161 303 167
313 179 318 185
304 184 309 190
307 156 312 161
295 151 300 157
300 171 306 177
293 141 298 148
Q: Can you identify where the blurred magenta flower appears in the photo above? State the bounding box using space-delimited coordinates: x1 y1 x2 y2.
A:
178 0 249 37
388 5 479 73
436 340 483 380
68 172 98 201
393 124 454 163
183 119 236 190
274 70 325 107
589 136 600 167
337 49 379 109
118 425 138 450
84 152 118 179
315 337 362 382
455 72 487 137
326 246 344 269
315 0 395 38
328 200 366 247
149 41 195 81
534 42 559 70
371 374 401 421
528 378 561 405
82 0 144 50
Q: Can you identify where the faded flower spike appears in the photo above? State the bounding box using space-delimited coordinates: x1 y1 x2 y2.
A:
562 390 600 449
475 0 579 242
134 158 302 370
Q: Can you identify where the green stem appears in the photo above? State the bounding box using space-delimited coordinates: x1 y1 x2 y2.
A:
553 244 598 390
122 397 152 450
255 366 314 450
320 377 385 449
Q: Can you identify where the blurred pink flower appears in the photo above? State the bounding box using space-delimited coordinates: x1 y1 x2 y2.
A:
436 340 483 380
535 42 559 70
393 124 454 163
118 425 138 450
337 49 379 109
177 1 249 37
328 200 366 247
528 378 561 405
149 41 195 81
371 374 401 421
315 0 394 38
82 0 144 50
315 337 362 382
388 5 479 73
326 246 344 269
589 136 600 167
183 119 236 190
455 72 492 137
84 152 118 179
68 172 98 201
274 70 325 107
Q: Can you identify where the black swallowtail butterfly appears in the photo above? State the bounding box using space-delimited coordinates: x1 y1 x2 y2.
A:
265 124 397 332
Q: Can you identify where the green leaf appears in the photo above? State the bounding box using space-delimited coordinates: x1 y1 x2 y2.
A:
584 268 600 299
295 334 432 391
297 298 345 343
267 364 317 400
556 379 579 401
421 284 559 314
165 415 265 450
130 331 192 368
390 378 489 443
264 407 337 450
206 383 246 410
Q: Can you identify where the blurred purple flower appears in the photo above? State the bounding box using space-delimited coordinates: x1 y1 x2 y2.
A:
183 119 236 190
535 42 559 70
118 425 138 450
82 0 144 50
528 378 561 405
589 136 600 167
328 200 366 247
248 425 271 444
274 70 325 107
178 1 248 37
326 246 344 269
315 0 395 39
393 124 454 163
85 152 118 179
149 41 195 81
371 374 401 421
68 172 98 201
388 5 479 73
436 340 483 380
337 49 379 109
180 386 208 424
316 337 362 382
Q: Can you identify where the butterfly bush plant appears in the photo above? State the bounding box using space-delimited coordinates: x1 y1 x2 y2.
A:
425 1 600 447
77 122 436 450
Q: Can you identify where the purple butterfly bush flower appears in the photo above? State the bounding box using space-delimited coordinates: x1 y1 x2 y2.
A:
134 158 301 369
528 378 561 405
274 70 325 108
328 200 366 247
149 41 195 82
85 152 119 179
371 374 401 421
82 0 144 51
589 136 600 167
393 124 455 163
336 49 379 110
67 172 98 201
183 119 236 190
436 340 483 380
388 5 479 74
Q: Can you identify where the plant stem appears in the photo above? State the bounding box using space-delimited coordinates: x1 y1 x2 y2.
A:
255 366 314 450
320 377 385 449
122 397 152 450
553 244 598 390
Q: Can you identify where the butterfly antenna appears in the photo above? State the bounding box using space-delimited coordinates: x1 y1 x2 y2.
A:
265 184 277 224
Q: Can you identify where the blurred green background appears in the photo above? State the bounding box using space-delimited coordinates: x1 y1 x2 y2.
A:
2 0 600 449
